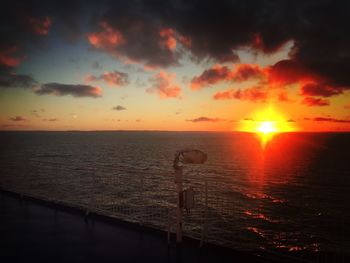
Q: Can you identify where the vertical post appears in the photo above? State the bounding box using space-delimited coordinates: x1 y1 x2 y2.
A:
139 172 144 226
201 180 208 246
175 166 183 243
167 208 171 245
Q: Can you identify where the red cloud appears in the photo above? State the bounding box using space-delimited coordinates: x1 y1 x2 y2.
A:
302 97 329 107
213 86 268 102
85 71 129 87
277 92 292 102
312 117 350 123
230 64 264 82
178 35 192 48
0 47 24 67
146 71 181 99
28 16 52 35
159 28 177 50
191 60 342 107
88 21 125 50
266 60 314 86
301 83 343 97
191 64 264 90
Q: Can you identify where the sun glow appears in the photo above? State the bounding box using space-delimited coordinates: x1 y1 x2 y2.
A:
239 107 297 147
257 121 277 134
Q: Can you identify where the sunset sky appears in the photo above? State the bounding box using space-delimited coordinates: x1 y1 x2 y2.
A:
1 0 350 131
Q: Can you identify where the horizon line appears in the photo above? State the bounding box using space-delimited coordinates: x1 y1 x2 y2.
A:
0 129 349 133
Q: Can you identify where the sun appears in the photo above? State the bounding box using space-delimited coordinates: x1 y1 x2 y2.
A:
257 121 277 134
239 107 297 147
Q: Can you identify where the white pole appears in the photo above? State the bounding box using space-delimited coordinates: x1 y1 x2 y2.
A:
175 166 183 243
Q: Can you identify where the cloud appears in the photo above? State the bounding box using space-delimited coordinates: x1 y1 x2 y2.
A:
277 92 293 102
87 17 181 68
213 86 268 102
87 1 350 96
186 116 222 123
191 65 230 90
43 118 58 122
0 73 37 89
88 21 125 50
28 16 52 35
113 105 126 111
159 28 177 50
10 116 26 122
301 83 344 97
191 64 264 90
0 1 85 71
0 47 25 68
306 117 350 123
146 71 181 99
31 110 41 118
86 70 129 87
92 61 102 69
2 1 350 99
302 97 329 107
34 83 102 98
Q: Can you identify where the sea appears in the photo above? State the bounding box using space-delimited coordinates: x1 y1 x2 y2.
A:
0 131 349 259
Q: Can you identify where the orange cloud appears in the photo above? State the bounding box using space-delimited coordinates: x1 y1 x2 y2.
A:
302 97 329 107
85 71 129 87
28 16 52 35
88 21 125 50
146 71 181 99
191 65 230 90
277 91 292 102
0 47 24 67
159 28 177 50
191 64 264 90
213 86 268 102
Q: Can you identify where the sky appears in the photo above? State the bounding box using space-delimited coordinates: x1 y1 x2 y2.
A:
1 0 350 131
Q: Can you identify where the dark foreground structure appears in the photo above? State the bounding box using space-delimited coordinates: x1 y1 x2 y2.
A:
0 190 278 263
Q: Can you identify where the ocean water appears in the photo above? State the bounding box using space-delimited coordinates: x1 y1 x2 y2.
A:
0 131 349 258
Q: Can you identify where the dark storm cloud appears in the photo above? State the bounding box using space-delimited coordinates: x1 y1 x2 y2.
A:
0 1 85 63
301 83 344 97
86 0 350 94
0 73 37 89
35 83 102 98
2 0 350 96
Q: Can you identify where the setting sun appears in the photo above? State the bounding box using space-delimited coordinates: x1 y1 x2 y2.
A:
257 121 277 134
239 107 297 147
